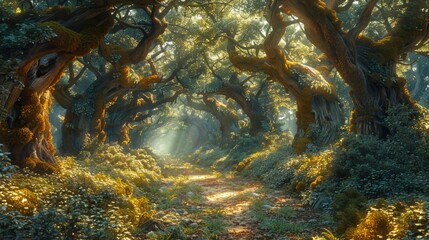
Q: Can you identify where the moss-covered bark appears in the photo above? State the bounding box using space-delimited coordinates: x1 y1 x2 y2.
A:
281 0 428 137
228 2 344 153
52 2 170 153
348 36 415 136
0 90 57 173
0 6 114 173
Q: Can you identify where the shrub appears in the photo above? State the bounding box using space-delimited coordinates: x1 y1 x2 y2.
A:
349 199 429 239
329 106 429 198
350 210 392 240
0 144 161 239
332 188 367 234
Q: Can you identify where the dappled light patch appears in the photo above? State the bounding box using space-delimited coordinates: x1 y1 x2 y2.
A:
224 201 251 216
148 161 331 239
185 174 217 183
207 190 239 203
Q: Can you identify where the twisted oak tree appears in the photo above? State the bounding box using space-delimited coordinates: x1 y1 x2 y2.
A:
105 90 183 146
0 0 166 173
0 5 114 173
171 51 269 136
53 1 180 154
214 73 269 134
185 95 240 143
227 1 343 153
281 0 429 137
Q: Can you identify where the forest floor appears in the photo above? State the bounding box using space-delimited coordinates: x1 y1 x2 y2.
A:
150 162 332 239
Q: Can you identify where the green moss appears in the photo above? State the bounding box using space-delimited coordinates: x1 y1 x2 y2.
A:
39 12 113 56
39 21 81 52
44 6 73 20
332 188 367 234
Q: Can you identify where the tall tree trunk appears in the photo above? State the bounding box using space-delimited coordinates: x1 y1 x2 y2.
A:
61 107 86 154
281 0 429 138
275 64 344 153
349 43 414 136
54 84 99 154
227 1 344 153
130 126 145 149
1 90 58 173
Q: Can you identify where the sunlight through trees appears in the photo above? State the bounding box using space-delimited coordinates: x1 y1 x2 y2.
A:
1 0 429 239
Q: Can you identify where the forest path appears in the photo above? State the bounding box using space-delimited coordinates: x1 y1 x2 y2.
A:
154 162 331 239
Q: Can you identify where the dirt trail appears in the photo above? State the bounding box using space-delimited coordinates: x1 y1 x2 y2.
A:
160 164 330 239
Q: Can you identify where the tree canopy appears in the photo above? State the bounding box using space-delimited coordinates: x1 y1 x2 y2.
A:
1 0 429 239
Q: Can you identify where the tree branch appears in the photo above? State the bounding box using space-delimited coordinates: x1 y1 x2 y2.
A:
348 0 378 39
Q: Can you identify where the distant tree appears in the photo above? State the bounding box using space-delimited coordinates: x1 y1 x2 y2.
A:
406 54 429 107
184 95 240 143
104 89 183 146
178 70 270 135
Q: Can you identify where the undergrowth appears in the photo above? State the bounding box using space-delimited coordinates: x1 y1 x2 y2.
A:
190 105 429 238
250 198 306 235
0 143 161 239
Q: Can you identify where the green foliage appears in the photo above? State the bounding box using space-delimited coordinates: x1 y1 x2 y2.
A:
250 198 270 222
72 86 96 118
332 188 367 234
350 200 429 239
350 210 391 240
236 140 333 190
0 144 17 178
79 142 162 188
201 208 227 239
330 105 429 198
0 144 162 239
260 218 305 234
0 13 57 57
276 206 297 219
156 176 204 209
250 198 305 235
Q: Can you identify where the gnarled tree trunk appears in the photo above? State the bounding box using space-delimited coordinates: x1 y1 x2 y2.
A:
185 95 240 143
105 91 181 145
227 1 344 153
281 0 428 138
277 63 343 153
0 7 114 172
218 79 268 134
